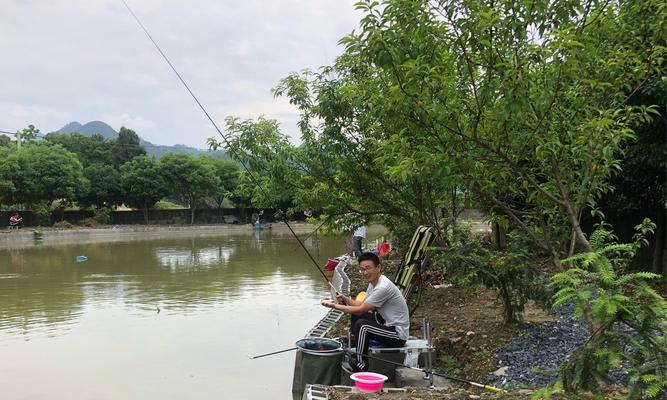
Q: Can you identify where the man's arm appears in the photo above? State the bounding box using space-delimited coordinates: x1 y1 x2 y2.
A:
321 298 374 315
336 294 362 307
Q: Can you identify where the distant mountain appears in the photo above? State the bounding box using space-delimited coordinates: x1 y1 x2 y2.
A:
56 121 225 159
58 121 118 140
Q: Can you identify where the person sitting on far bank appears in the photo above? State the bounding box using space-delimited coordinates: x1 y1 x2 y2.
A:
321 252 409 372
9 213 22 229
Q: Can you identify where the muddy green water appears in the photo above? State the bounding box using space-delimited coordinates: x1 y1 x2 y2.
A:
0 227 350 399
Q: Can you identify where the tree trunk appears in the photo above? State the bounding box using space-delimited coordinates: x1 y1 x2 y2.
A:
563 202 592 252
652 205 666 276
492 222 507 249
190 207 195 225
142 204 149 225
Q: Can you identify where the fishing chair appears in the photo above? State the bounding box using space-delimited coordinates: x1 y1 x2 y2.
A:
342 319 436 384
393 225 436 316
352 225 435 314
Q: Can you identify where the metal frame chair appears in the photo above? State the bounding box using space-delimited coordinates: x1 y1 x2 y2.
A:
393 225 436 315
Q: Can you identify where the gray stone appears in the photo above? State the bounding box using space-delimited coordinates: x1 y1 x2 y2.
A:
492 366 509 376
394 367 453 389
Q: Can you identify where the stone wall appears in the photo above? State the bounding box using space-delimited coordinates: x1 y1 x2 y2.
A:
0 208 296 227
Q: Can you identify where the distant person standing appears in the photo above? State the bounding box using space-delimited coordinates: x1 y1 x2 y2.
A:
352 225 366 257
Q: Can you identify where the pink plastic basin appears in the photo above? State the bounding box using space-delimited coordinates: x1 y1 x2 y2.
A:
350 372 388 392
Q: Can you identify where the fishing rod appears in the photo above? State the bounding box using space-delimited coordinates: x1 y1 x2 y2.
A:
344 349 505 393
246 341 505 392
247 347 297 359
290 219 327 251
121 0 336 291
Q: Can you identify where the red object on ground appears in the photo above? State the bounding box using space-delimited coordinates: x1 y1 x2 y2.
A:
323 259 339 271
378 242 391 257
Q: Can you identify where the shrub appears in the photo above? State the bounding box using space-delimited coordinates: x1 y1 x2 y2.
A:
435 223 550 325
33 203 51 226
53 220 74 229
551 220 666 398
79 218 100 228
93 207 111 224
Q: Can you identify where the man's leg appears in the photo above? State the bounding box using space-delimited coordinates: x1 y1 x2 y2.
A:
350 312 375 346
353 318 405 371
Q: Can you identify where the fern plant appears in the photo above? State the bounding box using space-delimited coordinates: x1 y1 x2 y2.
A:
550 219 666 398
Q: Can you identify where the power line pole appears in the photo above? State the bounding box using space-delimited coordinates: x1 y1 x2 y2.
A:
0 130 19 150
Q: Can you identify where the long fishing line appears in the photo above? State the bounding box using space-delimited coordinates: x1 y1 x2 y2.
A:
120 0 333 286
345 349 505 392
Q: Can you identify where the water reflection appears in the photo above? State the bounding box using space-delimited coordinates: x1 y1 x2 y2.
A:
9 248 24 266
154 245 234 270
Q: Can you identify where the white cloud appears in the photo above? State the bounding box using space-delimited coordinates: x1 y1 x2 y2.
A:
0 102 71 122
102 113 157 133
0 0 362 147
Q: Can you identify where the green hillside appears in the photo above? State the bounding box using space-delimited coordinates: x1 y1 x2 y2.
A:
57 121 226 159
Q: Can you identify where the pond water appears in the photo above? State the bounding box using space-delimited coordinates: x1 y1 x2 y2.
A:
0 226 351 399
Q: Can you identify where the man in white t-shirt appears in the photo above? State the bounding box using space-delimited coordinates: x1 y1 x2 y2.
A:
321 252 409 371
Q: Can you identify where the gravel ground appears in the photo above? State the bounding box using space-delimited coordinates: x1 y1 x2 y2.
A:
485 304 590 389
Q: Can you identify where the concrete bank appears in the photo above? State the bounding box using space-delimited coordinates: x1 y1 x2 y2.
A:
0 222 315 250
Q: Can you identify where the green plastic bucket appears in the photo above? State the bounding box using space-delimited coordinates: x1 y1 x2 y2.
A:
292 337 343 394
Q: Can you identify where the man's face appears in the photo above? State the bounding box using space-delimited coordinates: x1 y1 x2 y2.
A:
359 260 381 282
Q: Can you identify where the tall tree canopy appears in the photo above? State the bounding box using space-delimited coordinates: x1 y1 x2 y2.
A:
159 153 220 224
45 132 114 167
13 142 89 208
120 156 167 224
273 0 665 267
77 163 123 209
209 116 300 213
112 127 146 167
200 156 240 212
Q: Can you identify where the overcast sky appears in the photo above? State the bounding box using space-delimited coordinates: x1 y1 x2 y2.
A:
0 0 362 148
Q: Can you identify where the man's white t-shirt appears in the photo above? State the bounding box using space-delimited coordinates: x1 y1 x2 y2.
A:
364 275 410 340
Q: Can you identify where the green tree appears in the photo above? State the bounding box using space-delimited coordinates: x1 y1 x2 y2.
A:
0 147 19 206
15 124 40 148
208 116 299 212
13 142 88 208
594 0 667 275
158 153 219 224
0 134 11 147
275 61 467 241
120 156 167 224
201 156 240 221
78 163 123 209
284 0 663 270
112 127 146 168
45 132 114 167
